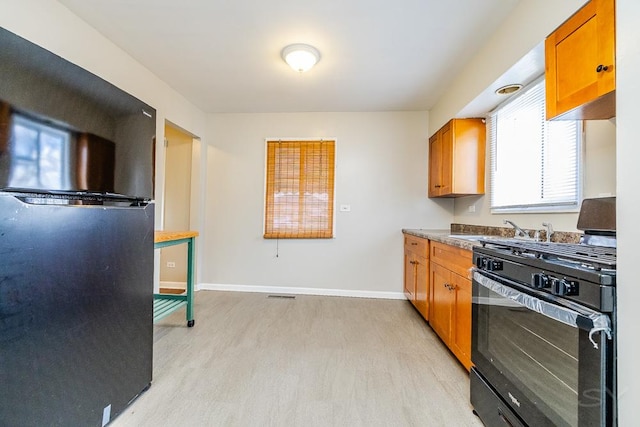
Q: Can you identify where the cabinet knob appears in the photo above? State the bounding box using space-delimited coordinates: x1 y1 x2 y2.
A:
596 64 609 73
411 242 418 245
434 184 442 188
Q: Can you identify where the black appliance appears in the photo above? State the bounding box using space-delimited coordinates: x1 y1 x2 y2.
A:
470 198 616 427
0 28 156 426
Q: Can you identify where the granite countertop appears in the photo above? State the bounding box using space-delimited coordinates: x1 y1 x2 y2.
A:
402 229 480 251
402 223 581 251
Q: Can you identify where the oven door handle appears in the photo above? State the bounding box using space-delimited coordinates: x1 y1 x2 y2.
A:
472 269 612 349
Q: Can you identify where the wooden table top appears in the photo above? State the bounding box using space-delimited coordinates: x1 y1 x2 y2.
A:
154 230 199 243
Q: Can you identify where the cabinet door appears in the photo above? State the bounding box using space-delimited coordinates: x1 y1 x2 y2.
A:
428 119 484 198
429 262 453 343
404 251 416 301
545 0 615 120
450 119 485 195
428 133 442 197
439 122 452 195
414 256 429 320
450 272 472 371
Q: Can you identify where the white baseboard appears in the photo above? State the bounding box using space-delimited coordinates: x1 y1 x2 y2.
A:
198 283 406 300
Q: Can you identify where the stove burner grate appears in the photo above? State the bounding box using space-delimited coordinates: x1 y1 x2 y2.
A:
479 239 616 270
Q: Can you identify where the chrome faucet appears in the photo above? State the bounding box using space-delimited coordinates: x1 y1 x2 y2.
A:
503 219 529 239
542 222 554 243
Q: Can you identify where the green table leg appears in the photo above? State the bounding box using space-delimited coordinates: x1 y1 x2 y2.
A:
186 237 195 327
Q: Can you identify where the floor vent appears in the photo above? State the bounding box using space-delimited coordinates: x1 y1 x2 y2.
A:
267 294 296 299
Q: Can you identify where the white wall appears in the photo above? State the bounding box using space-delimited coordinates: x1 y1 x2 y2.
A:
429 0 586 133
614 0 640 424
428 0 590 235
453 119 616 232
430 0 587 132
202 111 449 296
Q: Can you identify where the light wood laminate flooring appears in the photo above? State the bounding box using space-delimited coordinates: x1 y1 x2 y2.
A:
111 291 482 427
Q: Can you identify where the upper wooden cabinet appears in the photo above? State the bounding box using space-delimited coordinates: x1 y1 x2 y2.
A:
545 0 615 120
428 118 485 198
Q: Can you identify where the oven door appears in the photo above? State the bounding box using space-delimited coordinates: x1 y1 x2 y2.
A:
471 270 614 427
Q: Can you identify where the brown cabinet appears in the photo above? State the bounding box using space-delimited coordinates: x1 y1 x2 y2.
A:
428 241 473 371
403 234 429 320
429 262 454 341
428 118 485 198
545 0 615 120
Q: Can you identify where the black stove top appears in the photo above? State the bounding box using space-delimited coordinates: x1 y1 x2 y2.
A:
478 239 616 271
474 239 616 312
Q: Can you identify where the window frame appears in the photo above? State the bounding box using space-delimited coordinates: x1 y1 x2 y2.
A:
488 77 584 214
263 138 336 239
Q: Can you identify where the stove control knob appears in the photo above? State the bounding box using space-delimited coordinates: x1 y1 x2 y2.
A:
551 278 579 296
476 256 503 271
487 260 503 271
532 273 550 289
561 279 579 296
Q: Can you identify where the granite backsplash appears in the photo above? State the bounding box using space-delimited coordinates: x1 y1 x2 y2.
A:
450 223 581 243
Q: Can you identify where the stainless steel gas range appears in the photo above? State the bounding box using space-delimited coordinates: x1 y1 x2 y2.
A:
470 198 617 427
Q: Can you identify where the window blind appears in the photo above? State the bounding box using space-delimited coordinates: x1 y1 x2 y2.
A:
264 140 335 238
489 78 581 212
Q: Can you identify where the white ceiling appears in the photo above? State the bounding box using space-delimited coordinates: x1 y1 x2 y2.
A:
58 0 522 114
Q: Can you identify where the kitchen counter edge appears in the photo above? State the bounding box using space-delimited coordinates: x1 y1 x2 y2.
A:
402 229 478 251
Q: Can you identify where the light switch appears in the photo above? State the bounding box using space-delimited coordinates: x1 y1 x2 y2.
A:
339 204 351 212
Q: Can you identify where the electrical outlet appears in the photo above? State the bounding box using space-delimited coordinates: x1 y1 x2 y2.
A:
167 261 176 268
339 204 351 212
468 204 476 213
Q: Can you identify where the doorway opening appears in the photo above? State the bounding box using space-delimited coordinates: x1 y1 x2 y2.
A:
159 122 200 293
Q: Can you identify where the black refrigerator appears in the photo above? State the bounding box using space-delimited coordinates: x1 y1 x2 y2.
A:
0 27 156 426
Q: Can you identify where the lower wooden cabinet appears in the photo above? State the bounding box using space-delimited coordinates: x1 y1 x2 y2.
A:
414 254 429 319
402 234 472 371
429 262 455 341
429 241 473 371
448 269 472 370
403 234 429 320
404 249 417 300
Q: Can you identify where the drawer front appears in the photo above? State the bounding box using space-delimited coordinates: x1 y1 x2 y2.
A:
430 241 472 279
404 234 428 258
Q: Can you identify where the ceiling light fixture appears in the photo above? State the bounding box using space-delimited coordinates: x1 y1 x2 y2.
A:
495 84 523 95
281 44 321 72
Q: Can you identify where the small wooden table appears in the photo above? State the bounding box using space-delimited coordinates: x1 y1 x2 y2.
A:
153 230 199 327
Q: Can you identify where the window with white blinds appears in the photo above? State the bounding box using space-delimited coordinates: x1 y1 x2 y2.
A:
489 77 582 212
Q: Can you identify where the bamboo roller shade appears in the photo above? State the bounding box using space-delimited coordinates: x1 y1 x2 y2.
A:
264 140 335 239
